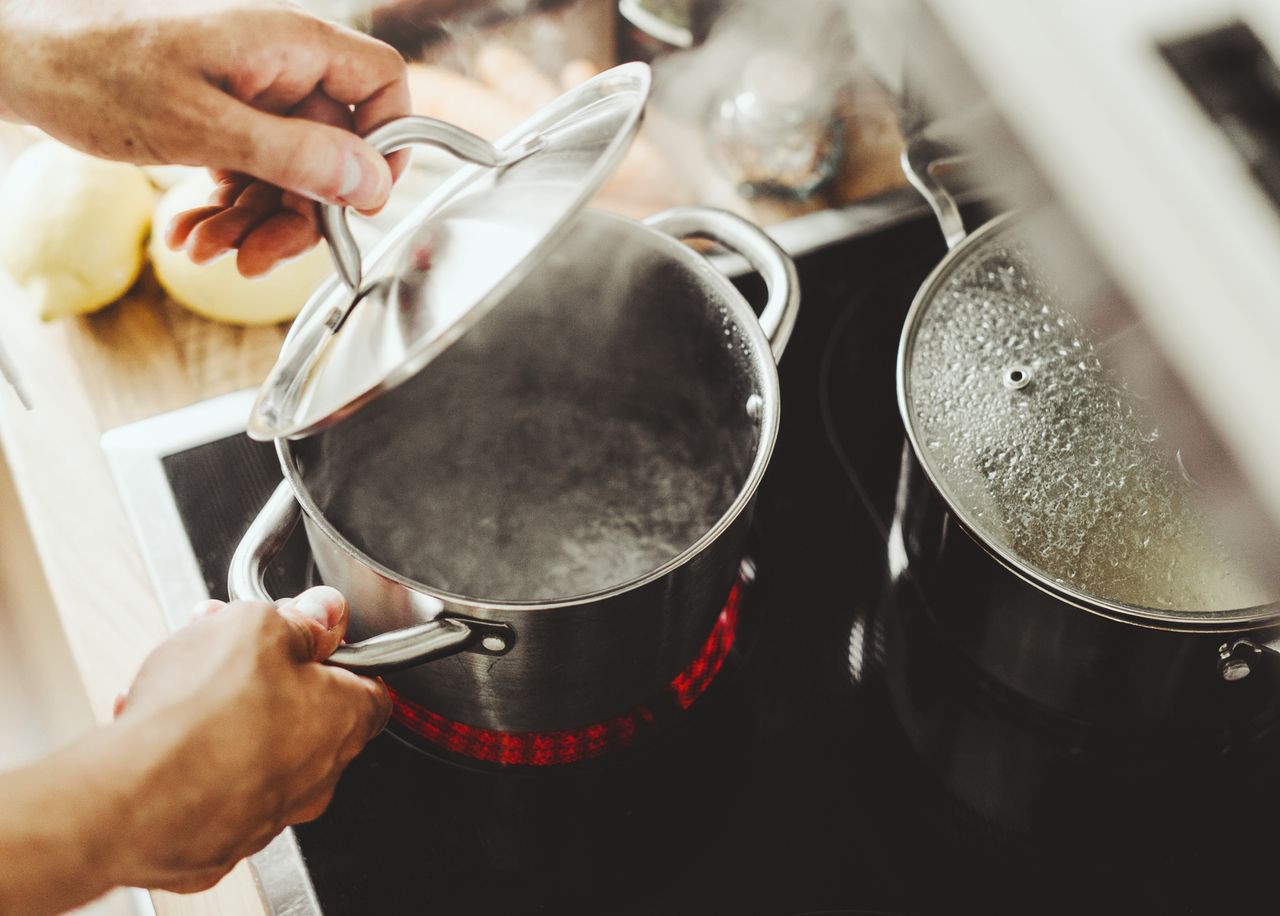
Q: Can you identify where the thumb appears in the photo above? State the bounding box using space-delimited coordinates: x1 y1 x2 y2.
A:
208 95 392 211
278 586 349 661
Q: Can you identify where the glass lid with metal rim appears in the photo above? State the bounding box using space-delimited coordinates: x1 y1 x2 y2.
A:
248 62 651 441
898 215 1274 624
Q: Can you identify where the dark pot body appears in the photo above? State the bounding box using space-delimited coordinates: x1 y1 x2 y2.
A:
886 443 1280 736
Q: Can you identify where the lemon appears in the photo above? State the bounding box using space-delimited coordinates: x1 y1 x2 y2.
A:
0 141 156 320
150 174 331 326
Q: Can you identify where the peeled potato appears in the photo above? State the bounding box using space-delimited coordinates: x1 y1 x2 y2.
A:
150 175 331 325
0 141 155 321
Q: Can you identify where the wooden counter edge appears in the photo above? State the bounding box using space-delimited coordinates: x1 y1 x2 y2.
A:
0 279 269 915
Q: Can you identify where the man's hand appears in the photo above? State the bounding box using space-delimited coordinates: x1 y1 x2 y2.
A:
0 0 410 276
109 586 390 893
0 586 389 914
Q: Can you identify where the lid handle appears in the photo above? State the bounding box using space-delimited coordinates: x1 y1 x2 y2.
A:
319 116 543 296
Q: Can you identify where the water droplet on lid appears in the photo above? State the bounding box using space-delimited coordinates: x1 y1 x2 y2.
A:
902 220 1270 612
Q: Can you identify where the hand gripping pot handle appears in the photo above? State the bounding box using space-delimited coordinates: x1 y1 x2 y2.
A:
643 207 800 361
228 481 511 675
319 116 543 295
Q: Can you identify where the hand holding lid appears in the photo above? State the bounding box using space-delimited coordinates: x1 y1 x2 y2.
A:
318 118 542 299
248 62 651 441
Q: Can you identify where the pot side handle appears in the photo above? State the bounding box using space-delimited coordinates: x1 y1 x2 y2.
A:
901 134 969 251
643 206 800 362
228 480 504 676
1219 635 1280 682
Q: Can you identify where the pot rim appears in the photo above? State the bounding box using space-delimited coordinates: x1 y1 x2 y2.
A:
276 207 782 612
897 212 1279 631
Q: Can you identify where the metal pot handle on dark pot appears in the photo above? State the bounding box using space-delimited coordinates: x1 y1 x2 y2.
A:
229 196 798 675
900 134 970 252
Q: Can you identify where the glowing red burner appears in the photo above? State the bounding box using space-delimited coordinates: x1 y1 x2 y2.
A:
389 581 744 766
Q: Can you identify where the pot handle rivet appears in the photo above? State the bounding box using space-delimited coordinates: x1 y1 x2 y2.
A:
1219 640 1262 682
1221 658 1252 681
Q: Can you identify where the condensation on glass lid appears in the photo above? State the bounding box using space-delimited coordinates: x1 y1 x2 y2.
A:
903 222 1272 613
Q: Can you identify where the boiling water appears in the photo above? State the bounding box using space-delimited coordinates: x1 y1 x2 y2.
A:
908 229 1270 612
296 229 760 602
316 392 742 600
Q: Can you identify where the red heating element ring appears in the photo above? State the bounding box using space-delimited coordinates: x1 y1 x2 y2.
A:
389 581 743 766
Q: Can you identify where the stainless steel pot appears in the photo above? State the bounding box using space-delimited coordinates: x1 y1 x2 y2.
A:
230 203 798 733
885 138 1280 734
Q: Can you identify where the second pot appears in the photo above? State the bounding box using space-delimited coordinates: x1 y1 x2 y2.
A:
888 138 1280 734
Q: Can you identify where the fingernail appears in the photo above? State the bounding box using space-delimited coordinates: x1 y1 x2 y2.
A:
290 585 346 630
338 154 363 200
338 154 389 210
184 240 230 266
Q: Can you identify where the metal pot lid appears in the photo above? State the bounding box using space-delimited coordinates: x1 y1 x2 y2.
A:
899 215 1273 622
248 62 651 441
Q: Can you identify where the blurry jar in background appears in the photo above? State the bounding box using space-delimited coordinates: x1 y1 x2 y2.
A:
708 49 843 200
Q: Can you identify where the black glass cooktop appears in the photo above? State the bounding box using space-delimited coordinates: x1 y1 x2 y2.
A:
159 212 1280 915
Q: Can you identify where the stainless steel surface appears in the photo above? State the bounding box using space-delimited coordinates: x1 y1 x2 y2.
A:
899 210 1276 626
319 117 543 296
886 143 1280 730
249 62 651 441
1219 641 1257 682
1221 632 1280 682
884 0 1280 598
104 186 938 916
102 182 923 604
903 0 1280 548
331 619 475 673
238 206 796 731
643 206 800 360
227 478 301 603
887 443 1280 731
900 135 968 250
228 480 515 674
